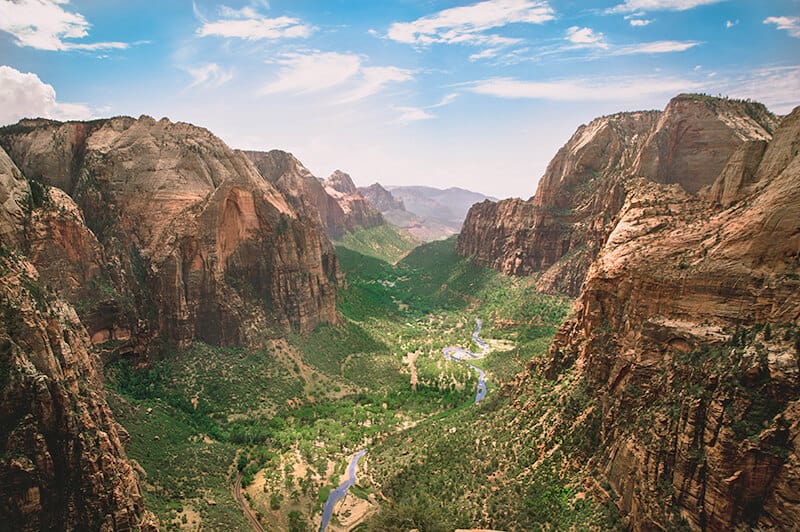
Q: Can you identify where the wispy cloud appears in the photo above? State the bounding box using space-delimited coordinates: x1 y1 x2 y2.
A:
196 3 314 40
725 19 738 28
763 16 800 38
261 52 413 102
386 0 554 54
339 66 415 102
614 40 700 54
186 63 234 89
565 26 608 49
430 93 459 108
608 0 724 13
465 75 699 101
262 52 361 94
714 65 800 114
629 19 653 26
0 65 93 125
469 48 502 61
0 0 131 51
394 106 435 124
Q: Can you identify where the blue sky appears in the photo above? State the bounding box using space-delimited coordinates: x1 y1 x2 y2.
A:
1 0 798 198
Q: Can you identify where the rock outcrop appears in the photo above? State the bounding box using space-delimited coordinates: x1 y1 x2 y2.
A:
0 117 339 348
322 170 384 232
546 105 800 530
244 149 347 237
457 95 778 296
358 182 405 212
0 246 157 530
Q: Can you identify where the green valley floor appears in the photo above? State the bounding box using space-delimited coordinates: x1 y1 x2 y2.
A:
105 236 622 531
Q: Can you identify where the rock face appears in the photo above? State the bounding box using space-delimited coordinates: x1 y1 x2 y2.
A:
457 95 778 296
322 170 384 232
546 105 800 530
0 117 339 348
358 182 405 212
0 240 157 529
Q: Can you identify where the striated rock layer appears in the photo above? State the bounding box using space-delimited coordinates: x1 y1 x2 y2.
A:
0 151 157 529
0 117 339 348
457 95 778 296
546 106 800 530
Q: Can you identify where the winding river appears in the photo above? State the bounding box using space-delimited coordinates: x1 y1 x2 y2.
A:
442 318 489 404
318 318 489 530
319 449 367 532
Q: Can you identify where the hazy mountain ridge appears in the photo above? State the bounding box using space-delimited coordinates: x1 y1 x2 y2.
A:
358 183 495 241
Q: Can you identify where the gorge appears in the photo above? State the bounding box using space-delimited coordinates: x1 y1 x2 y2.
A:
0 92 798 532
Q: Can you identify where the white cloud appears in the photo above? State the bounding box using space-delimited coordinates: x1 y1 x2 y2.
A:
261 52 413 102
715 65 800 114
608 0 723 13
764 16 800 38
262 52 361 94
469 48 502 61
466 75 699 101
629 19 653 26
0 0 130 51
394 107 435 124
0 65 93 125
186 63 234 89
386 0 554 49
430 93 459 108
725 19 738 28
197 3 313 40
615 40 700 54
565 26 608 49
339 66 415 102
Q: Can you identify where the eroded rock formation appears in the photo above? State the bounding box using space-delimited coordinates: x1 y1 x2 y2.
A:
546 105 800 530
322 170 384 232
358 182 405 212
457 95 778 296
0 150 157 530
0 117 339 348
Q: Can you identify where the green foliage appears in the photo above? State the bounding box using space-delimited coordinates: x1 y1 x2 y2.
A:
336 224 420 263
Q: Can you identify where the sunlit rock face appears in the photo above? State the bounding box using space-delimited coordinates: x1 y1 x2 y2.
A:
0 116 340 349
546 105 800 530
457 95 778 297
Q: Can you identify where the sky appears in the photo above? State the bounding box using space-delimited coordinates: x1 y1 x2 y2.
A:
0 0 799 199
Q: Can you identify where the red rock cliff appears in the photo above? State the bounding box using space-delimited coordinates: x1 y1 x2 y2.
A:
0 117 339 348
547 105 800 530
457 95 778 296
0 245 158 530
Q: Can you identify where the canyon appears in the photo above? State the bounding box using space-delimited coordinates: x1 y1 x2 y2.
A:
0 94 797 531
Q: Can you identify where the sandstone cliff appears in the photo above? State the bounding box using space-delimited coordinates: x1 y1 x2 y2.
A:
0 117 339 348
457 95 778 296
0 204 157 529
322 170 384 232
545 105 800 530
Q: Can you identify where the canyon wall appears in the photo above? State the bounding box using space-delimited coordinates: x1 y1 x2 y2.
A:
0 117 340 349
545 105 799 530
457 95 778 296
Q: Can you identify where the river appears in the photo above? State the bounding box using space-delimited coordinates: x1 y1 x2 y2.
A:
442 318 488 404
318 318 489 530
319 449 367 532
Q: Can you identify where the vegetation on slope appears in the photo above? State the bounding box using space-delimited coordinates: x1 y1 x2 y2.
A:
334 223 420 263
105 234 617 531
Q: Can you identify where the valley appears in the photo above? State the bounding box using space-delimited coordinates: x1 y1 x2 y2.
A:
103 236 583 531
1 93 798 532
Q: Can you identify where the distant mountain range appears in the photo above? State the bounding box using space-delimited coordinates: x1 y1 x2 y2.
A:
359 183 495 241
